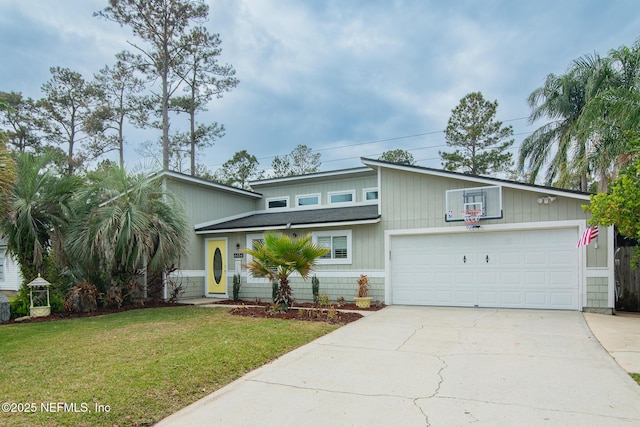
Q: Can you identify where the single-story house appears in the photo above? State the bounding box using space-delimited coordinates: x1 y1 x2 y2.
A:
162 158 614 314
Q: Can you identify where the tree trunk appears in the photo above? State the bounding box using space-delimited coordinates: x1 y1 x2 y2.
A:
119 112 125 167
190 108 196 176
162 74 170 170
275 277 292 311
161 28 170 171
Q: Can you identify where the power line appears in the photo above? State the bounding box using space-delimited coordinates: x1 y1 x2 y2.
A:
315 130 446 153
207 116 532 169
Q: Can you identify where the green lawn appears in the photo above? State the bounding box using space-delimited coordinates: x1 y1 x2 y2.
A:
0 306 339 426
632 373 640 386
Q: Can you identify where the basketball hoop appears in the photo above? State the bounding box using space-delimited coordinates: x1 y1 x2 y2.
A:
461 209 482 229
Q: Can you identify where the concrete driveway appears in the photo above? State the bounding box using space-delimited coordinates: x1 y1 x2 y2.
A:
157 306 640 426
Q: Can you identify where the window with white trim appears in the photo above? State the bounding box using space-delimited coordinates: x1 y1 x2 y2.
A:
328 190 355 205
245 234 269 283
363 188 379 202
266 196 289 209
296 193 320 207
313 230 352 264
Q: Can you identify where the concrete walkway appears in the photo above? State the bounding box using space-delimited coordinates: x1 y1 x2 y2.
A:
157 306 640 426
585 311 640 373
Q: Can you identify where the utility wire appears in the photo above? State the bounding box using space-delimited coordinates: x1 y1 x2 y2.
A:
207 116 531 168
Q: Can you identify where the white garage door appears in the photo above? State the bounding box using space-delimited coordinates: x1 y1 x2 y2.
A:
390 228 579 310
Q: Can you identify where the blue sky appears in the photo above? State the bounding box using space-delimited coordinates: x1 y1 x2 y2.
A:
1 0 639 175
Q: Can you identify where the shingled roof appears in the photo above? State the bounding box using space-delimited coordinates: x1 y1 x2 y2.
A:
196 205 380 233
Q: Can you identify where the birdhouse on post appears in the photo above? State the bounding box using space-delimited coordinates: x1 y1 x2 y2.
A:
27 275 52 318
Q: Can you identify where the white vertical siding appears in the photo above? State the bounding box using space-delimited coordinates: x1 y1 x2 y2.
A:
0 247 22 291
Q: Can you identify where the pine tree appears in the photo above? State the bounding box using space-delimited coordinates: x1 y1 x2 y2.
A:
440 92 514 175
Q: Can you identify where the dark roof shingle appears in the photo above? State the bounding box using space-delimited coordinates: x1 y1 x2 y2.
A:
196 205 380 232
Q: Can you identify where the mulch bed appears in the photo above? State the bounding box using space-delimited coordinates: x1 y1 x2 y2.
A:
215 299 385 324
211 299 385 312
228 305 364 324
4 299 385 325
4 301 184 324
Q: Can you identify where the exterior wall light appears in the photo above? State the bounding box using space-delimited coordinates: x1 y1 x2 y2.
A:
536 196 556 204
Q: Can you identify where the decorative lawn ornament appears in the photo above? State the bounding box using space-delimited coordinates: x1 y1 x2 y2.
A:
27 274 52 317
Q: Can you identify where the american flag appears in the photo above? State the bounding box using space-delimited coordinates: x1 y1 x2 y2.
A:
577 226 599 248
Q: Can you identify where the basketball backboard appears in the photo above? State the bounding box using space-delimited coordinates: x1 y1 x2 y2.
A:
445 185 502 222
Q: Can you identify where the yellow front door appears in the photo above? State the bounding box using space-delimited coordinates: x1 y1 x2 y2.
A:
207 239 227 294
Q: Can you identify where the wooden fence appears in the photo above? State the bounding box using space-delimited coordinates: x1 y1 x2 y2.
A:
615 246 640 311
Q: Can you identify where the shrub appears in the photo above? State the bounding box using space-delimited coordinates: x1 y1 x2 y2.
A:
167 279 185 304
9 285 30 318
64 280 100 313
49 293 64 313
317 294 331 307
232 274 241 301
272 282 278 302
311 275 320 303
103 284 124 308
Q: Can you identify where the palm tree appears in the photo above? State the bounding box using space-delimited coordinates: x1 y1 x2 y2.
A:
244 233 329 311
0 152 80 281
578 41 640 191
522 41 640 193
519 56 600 191
65 166 189 293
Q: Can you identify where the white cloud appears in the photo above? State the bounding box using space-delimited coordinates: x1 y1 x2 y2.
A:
2 0 639 173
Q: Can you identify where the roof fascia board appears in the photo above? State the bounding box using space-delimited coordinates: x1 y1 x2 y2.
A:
154 170 262 199
194 210 260 230
361 158 591 201
195 217 381 235
249 167 373 187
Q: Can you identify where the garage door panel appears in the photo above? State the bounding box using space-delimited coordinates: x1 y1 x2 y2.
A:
549 271 574 286
526 232 550 245
473 252 496 266
434 290 454 304
501 271 522 285
435 272 454 284
455 272 474 283
477 272 498 285
394 272 414 283
393 290 415 304
451 291 474 305
391 228 579 310
525 251 547 265
550 292 575 307
500 252 522 265
525 271 547 285
550 250 574 265
524 292 547 305
500 291 523 305
433 253 456 265
477 291 498 305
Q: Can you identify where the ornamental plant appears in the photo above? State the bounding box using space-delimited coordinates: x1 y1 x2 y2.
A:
311 275 320 303
232 274 241 301
243 233 329 312
357 274 369 298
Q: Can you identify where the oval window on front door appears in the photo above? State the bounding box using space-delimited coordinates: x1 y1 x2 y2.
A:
213 248 223 284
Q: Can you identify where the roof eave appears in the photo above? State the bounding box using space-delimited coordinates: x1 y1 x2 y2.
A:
154 170 263 199
195 217 381 235
361 158 592 201
249 167 374 187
